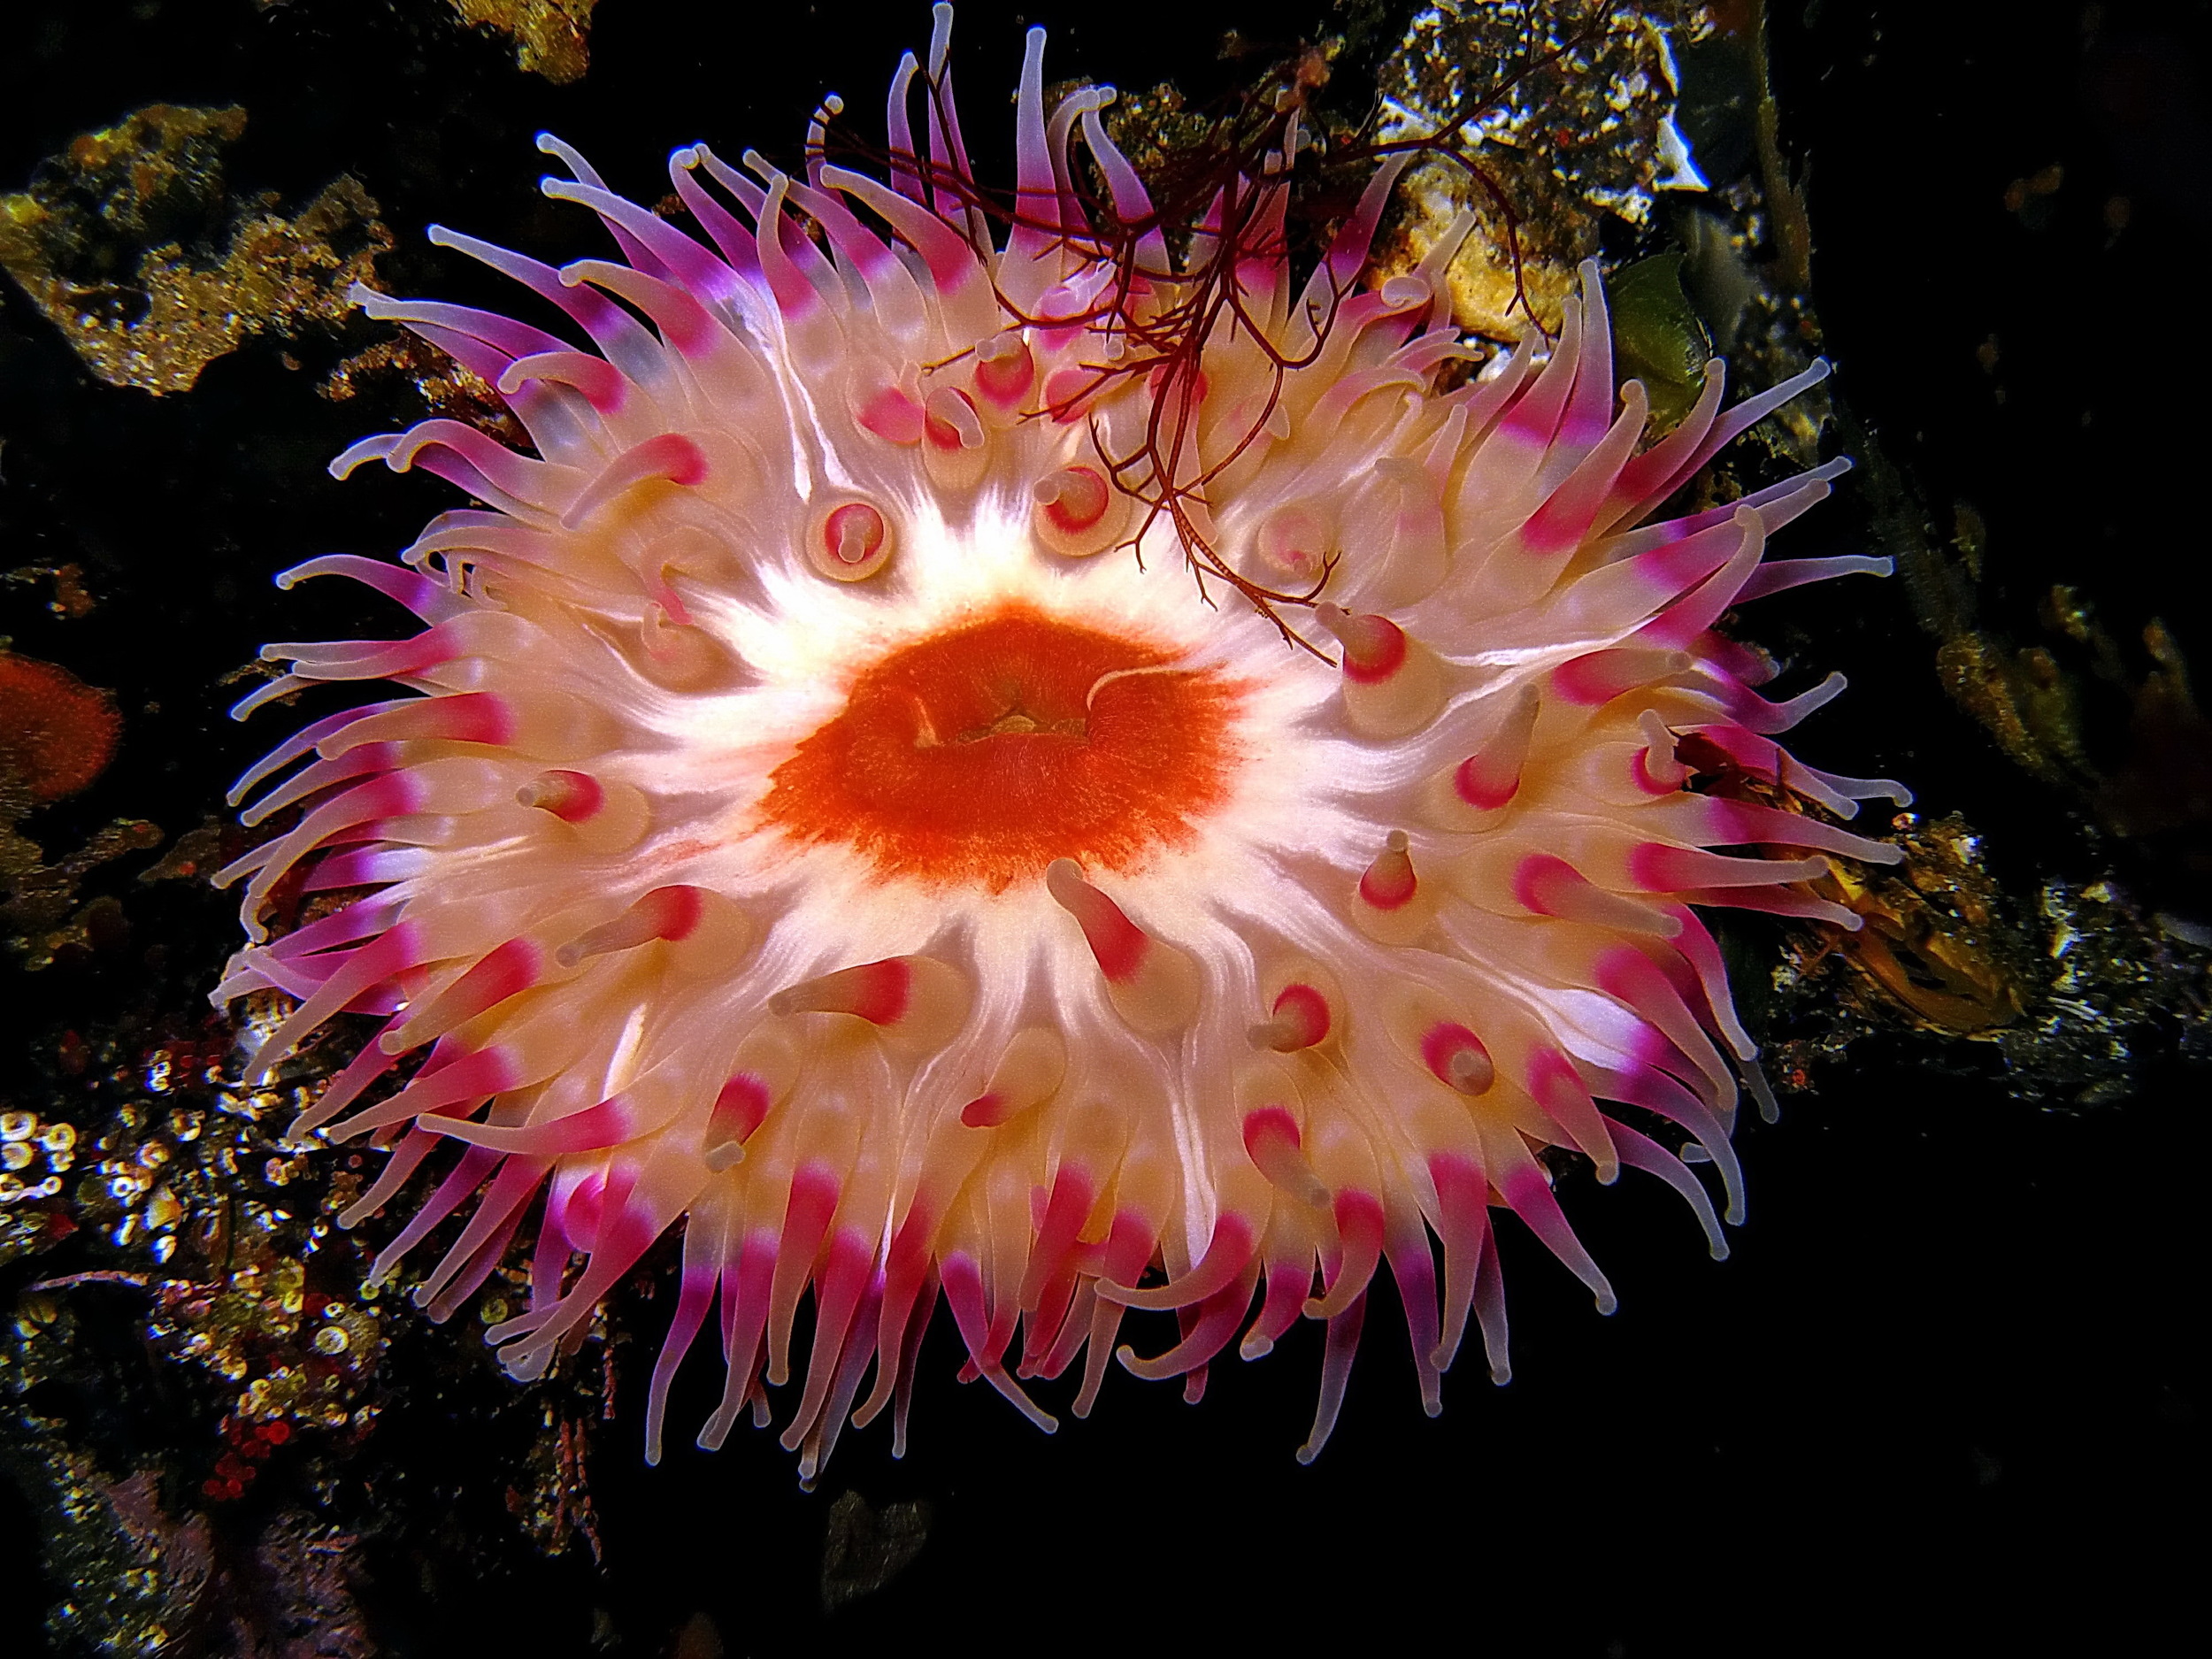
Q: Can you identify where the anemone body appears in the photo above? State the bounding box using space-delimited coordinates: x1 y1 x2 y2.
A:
217 12 1907 1476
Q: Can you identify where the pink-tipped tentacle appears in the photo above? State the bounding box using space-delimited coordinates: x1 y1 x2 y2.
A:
1098 1210 1258 1311
668 149 765 284
1077 104 1171 277
1303 1189 1385 1320
274 555 475 625
644 1256 720 1466
1118 1268 1256 1381
1624 358 1832 522
540 173 741 309
428 225 666 387
1383 1201 1446 1416
940 1251 1057 1432
1608 1118 1729 1259
1494 1144 1618 1315
1294 1288 1367 1465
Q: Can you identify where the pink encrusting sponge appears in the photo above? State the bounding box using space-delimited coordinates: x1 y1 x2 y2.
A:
215 6 1909 1477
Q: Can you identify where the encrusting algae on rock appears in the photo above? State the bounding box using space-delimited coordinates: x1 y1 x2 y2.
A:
0 104 388 396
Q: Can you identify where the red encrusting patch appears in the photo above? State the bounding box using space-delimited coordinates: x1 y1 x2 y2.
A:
0 651 121 802
763 603 1241 890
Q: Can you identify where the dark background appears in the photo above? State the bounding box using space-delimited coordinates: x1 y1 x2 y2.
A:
0 2 2202 1654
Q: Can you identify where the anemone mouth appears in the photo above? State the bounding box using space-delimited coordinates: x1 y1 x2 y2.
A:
762 603 1244 891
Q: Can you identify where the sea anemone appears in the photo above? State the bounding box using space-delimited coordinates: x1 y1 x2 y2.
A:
215 7 1907 1477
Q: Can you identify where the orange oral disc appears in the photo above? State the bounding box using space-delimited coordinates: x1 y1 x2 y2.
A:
763 603 1240 889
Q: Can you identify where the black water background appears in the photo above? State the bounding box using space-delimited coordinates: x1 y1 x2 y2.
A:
0 2 2201 1653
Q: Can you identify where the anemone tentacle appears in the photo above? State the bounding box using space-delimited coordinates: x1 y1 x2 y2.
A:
219 10 1904 1475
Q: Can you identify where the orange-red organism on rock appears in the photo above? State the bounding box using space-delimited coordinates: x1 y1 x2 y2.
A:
0 650 119 801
